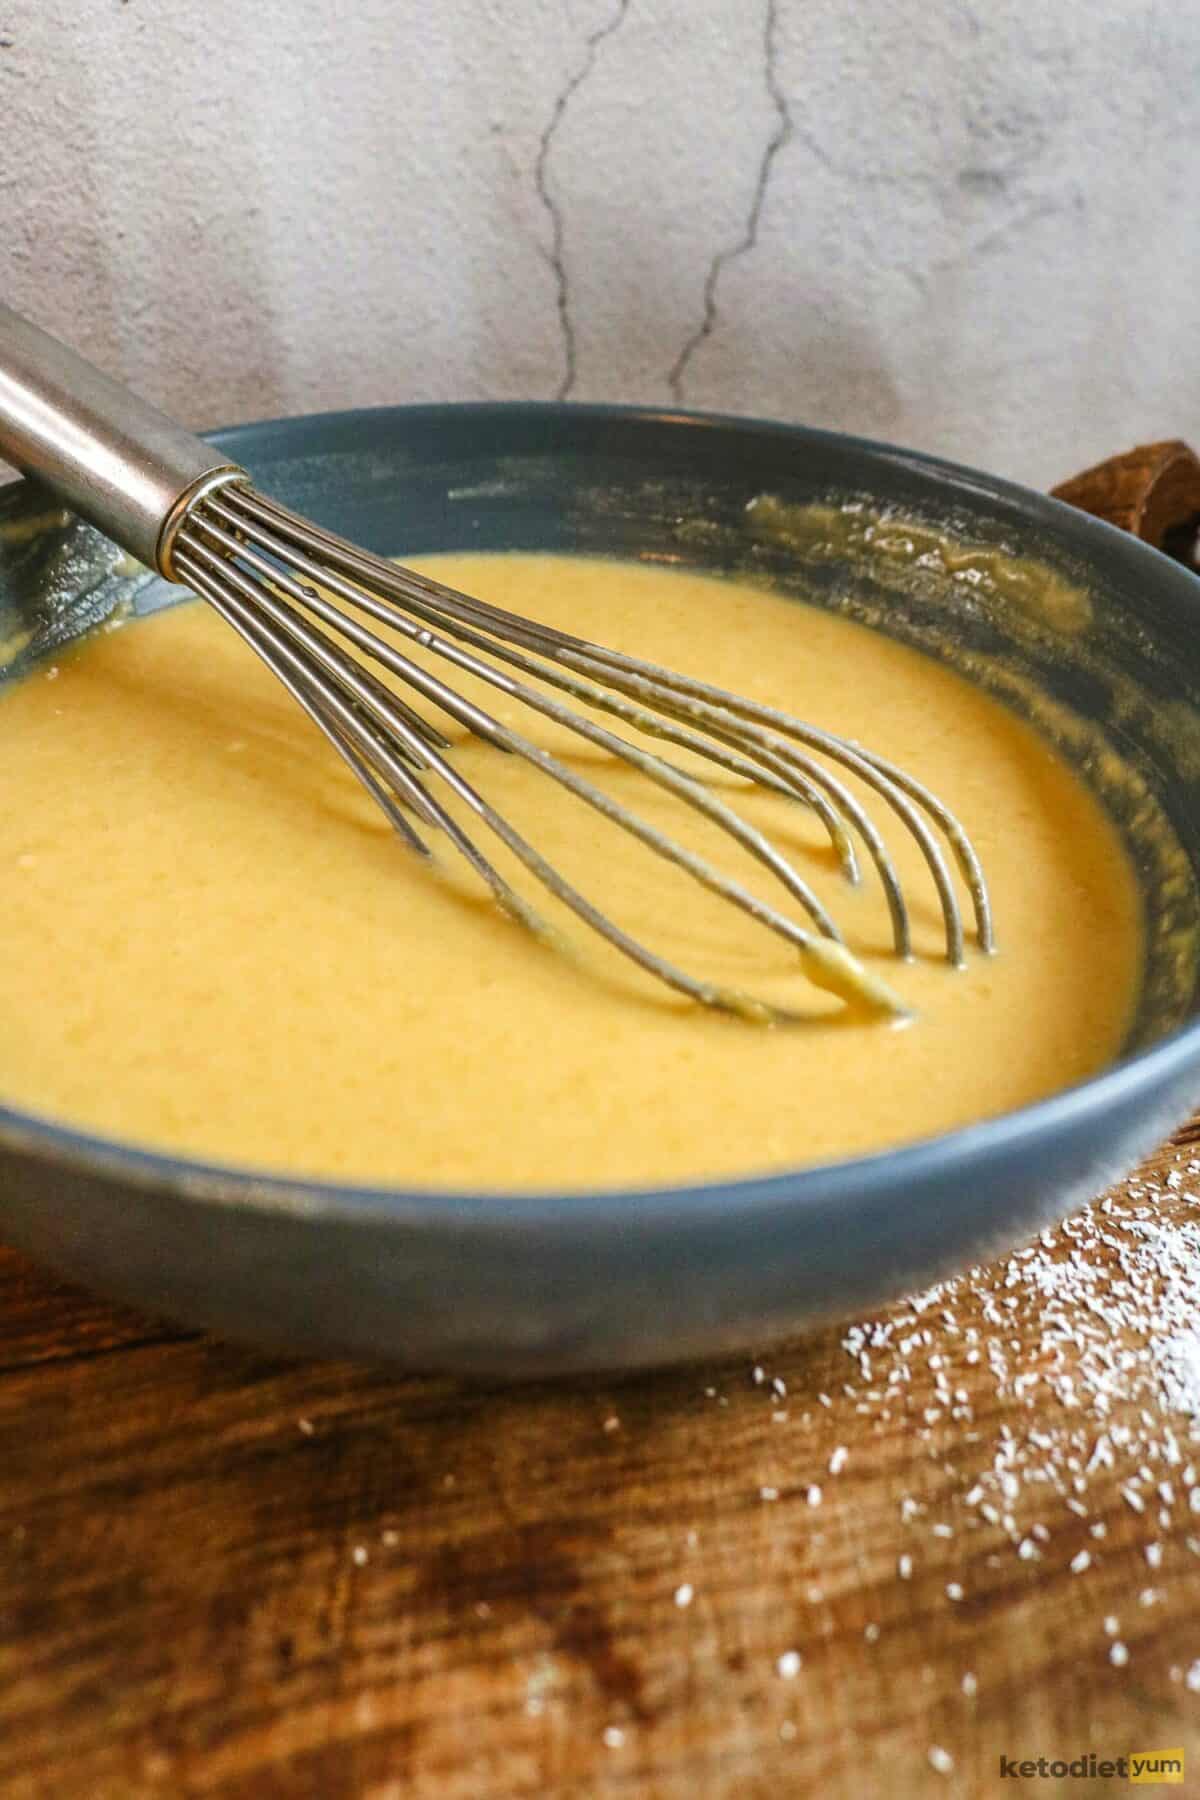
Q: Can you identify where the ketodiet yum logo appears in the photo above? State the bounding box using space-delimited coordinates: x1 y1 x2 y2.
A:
998 1749 1184 1784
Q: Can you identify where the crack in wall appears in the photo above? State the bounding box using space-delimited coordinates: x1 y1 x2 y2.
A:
534 0 630 402
668 0 792 405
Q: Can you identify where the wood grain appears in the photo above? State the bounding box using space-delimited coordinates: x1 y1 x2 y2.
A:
4 446 1200 1797
4 1136 1200 1799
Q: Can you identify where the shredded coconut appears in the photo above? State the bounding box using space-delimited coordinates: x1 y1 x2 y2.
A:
785 1148 1200 1711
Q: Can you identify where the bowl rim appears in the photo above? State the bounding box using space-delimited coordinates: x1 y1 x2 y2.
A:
4 397 1200 1231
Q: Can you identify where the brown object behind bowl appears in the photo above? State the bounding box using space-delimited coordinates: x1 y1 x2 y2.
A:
1054 438 1200 564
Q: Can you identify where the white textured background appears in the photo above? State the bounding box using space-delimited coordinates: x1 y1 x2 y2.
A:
3 0 1198 488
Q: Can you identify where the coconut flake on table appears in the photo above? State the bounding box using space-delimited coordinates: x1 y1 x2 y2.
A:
820 1153 1200 1688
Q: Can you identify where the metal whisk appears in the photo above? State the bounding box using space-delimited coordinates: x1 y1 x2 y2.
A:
0 305 992 1021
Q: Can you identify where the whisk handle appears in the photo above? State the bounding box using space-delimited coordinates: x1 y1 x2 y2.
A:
0 303 242 574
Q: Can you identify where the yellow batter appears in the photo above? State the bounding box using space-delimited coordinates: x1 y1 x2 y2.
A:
0 553 1141 1189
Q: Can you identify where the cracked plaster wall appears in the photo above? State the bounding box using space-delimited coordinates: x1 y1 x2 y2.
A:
2 0 1198 488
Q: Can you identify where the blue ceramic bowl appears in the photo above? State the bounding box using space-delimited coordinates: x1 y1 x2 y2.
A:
3 403 1200 1374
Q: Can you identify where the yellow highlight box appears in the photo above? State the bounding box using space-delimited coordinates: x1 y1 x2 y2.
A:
1129 1748 1185 1785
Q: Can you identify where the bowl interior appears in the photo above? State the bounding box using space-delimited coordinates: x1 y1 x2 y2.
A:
4 404 1200 1073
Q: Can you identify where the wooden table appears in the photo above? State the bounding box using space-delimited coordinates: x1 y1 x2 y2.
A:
4 445 1200 1798
5 1125 1200 1798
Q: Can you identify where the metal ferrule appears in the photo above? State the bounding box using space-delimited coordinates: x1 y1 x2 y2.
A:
0 304 242 573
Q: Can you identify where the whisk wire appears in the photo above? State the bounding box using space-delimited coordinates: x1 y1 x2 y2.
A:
201 486 992 963
177 523 877 1019
202 491 860 870
187 508 848 945
171 481 993 1021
